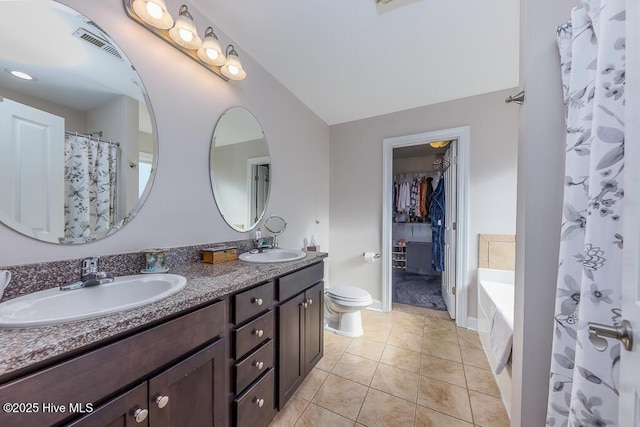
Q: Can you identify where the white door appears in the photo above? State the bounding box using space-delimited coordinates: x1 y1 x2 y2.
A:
0 98 64 241
619 1 640 423
443 141 457 319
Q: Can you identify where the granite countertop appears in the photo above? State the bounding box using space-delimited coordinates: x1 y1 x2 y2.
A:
0 251 327 380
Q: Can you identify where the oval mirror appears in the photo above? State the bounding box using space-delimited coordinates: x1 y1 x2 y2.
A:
210 107 270 232
0 1 156 244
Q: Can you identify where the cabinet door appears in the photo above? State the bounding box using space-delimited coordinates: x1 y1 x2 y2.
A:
148 339 226 427
304 281 324 374
66 383 148 427
276 293 305 408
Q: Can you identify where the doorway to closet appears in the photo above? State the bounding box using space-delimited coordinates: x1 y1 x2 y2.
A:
382 127 470 327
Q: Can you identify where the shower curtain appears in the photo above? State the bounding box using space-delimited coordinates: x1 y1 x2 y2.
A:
63 134 119 243
547 0 625 425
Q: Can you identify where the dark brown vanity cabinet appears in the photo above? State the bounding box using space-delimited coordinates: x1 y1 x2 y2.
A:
231 281 276 427
0 301 228 427
276 262 324 408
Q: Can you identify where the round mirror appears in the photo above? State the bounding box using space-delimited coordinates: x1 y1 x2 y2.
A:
210 107 270 232
0 1 157 244
264 215 287 235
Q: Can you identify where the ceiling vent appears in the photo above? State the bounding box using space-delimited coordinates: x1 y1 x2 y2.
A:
72 28 123 61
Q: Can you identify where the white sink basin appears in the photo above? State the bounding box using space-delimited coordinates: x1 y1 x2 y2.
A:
0 274 187 328
239 248 307 264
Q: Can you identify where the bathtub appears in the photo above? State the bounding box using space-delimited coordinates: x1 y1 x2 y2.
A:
477 268 515 417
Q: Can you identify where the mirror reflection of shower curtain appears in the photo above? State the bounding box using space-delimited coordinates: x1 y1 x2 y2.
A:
63 134 118 243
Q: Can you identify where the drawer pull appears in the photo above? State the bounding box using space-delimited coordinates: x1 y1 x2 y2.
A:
253 397 265 408
253 329 264 337
155 395 169 409
253 360 264 370
133 408 148 423
252 297 264 306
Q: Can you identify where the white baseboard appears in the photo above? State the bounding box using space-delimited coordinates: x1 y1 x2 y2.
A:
465 316 478 331
367 299 383 312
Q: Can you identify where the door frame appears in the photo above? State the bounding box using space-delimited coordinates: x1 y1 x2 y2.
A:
246 156 270 229
382 126 470 327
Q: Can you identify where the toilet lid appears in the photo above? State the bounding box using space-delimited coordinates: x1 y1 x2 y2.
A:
326 285 372 302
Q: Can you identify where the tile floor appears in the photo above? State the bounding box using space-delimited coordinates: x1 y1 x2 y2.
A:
269 303 510 427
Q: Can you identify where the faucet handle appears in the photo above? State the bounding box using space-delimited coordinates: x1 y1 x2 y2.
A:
81 256 100 280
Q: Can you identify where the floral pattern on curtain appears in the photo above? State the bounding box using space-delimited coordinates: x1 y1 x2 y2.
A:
547 0 625 425
63 134 119 243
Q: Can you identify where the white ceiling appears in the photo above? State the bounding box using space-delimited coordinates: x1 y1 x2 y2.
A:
192 0 520 125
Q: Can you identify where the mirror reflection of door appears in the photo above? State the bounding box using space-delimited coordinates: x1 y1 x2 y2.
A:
250 162 270 224
0 98 64 241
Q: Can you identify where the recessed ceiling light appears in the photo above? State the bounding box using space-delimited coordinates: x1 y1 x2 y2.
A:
6 69 36 81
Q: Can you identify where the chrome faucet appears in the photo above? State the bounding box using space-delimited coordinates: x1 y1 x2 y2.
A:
60 256 114 291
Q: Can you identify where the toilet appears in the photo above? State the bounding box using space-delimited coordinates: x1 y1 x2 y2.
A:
324 285 373 337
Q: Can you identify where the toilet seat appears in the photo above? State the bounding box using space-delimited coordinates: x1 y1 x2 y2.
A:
326 285 372 305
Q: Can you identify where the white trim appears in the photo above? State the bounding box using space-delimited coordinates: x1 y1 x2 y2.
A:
246 156 270 230
382 126 470 328
465 316 478 331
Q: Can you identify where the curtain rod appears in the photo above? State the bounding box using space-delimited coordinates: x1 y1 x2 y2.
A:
65 131 120 147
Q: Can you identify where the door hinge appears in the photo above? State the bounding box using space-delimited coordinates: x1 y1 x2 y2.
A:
452 222 457 231
452 287 456 295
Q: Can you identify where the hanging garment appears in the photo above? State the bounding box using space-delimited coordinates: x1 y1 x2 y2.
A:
546 1 625 425
429 177 445 272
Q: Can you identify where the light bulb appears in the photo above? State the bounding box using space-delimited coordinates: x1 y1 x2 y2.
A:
178 28 193 42
146 1 163 19
9 70 33 80
206 49 219 60
227 65 239 75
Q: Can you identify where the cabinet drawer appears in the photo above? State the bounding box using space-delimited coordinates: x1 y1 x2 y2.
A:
235 310 274 358
235 339 274 394
0 301 225 427
234 281 274 324
277 262 324 302
235 368 275 427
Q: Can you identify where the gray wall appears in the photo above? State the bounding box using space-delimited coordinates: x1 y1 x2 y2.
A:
511 0 576 424
0 0 330 267
329 88 519 321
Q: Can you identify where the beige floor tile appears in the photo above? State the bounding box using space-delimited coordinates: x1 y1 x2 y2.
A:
346 338 386 361
423 316 457 332
415 406 473 427
423 324 459 345
387 329 422 353
460 347 491 370
356 388 417 427
421 338 462 363
370 363 419 403
270 395 310 427
420 354 466 387
294 402 356 427
417 377 473 423
362 322 392 344
295 368 329 401
456 328 483 350
317 335 351 371
380 345 421 373
468 390 510 427
332 353 378 386
325 331 353 349
312 374 368 421
464 365 500 397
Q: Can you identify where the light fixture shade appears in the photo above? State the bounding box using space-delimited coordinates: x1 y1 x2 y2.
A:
168 5 202 49
197 27 225 66
429 140 451 148
221 45 246 80
132 0 174 29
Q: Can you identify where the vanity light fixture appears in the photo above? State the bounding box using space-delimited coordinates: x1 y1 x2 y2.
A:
123 0 246 81
220 45 246 80
168 5 202 49
197 27 225 66
131 0 173 29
